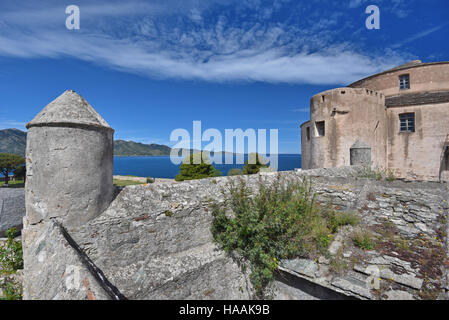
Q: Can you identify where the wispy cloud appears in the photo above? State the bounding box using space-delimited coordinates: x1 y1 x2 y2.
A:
292 108 309 113
391 23 449 49
0 0 407 85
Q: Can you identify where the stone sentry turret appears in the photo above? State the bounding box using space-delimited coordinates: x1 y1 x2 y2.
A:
25 90 114 227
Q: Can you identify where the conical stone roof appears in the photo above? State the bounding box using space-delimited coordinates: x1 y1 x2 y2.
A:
26 90 112 131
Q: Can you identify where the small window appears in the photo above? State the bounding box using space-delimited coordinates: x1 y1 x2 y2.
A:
399 74 410 90
306 127 311 141
399 113 415 132
444 146 449 171
316 121 325 137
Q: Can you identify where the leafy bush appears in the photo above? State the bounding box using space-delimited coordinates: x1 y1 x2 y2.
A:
0 228 23 274
227 168 242 176
242 153 268 175
210 175 358 298
0 227 23 300
0 280 22 300
175 153 221 181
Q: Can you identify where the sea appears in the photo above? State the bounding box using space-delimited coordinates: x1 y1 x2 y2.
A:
114 154 302 179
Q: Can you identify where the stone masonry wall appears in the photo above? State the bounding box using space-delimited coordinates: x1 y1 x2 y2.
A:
278 167 449 299
23 167 449 300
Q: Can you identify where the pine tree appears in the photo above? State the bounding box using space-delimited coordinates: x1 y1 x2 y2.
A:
175 153 221 181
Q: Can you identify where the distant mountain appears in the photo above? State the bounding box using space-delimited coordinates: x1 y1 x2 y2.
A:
114 140 172 156
0 129 205 157
0 129 27 156
0 128 243 158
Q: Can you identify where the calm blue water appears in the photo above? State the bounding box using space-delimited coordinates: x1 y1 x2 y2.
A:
114 154 302 179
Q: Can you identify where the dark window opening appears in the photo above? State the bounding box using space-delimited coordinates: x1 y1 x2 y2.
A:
444 146 449 171
399 113 415 132
316 121 325 137
306 127 311 141
321 95 325 102
399 74 410 90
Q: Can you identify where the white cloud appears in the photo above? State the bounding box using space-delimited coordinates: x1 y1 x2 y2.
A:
0 0 408 85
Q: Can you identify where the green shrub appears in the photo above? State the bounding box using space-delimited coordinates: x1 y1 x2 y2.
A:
175 153 221 181
227 168 242 176
0 280 22 300
210 175 358 298
242 153 268 175
0 228 23 274
0 227 23 300
385 169 396 182
146 177 154 183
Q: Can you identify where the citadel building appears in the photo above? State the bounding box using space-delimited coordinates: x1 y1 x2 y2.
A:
300 60 449 181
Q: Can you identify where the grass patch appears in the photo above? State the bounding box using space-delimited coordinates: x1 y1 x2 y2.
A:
352 229 375 250
326 210 360 233
113 179 146 187
356 167 396 182
210 175 359 298
0 180 24 188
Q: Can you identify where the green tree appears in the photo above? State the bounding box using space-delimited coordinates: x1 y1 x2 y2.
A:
227 168 242 176
175 153 221 181
0 153 25 187
242 153 268 175
14 164 26 183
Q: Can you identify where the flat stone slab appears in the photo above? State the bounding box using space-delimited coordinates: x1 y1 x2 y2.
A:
0 188 25 236
384 290 414 300
280 259 318 278
331 276 372 299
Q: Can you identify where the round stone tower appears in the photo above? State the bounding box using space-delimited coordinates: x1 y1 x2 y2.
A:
25 90 114 228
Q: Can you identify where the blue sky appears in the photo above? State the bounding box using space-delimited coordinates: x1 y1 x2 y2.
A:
0 0 448 153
